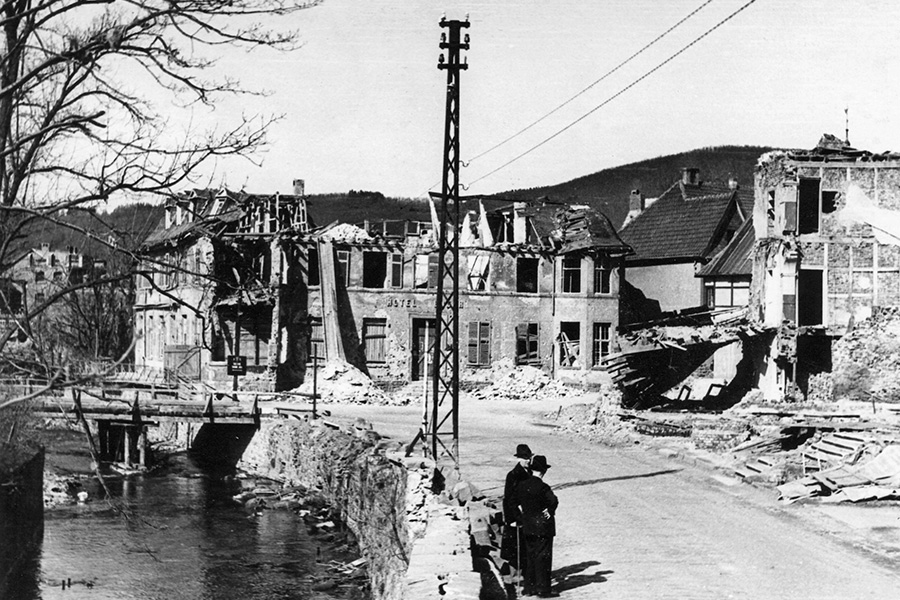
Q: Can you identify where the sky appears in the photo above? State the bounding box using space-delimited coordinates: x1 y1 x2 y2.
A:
182 0 900 199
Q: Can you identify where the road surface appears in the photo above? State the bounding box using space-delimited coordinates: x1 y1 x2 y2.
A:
327 397 900 599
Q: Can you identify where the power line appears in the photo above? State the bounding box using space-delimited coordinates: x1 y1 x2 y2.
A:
466 0 761 190
465 0 716 166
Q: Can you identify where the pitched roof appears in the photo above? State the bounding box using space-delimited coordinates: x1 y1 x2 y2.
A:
696 217 754 278
618 180 752 264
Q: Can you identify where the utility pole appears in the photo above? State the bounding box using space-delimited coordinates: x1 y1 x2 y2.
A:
428 14 469 468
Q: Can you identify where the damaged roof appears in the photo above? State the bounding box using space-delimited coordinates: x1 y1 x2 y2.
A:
618 179 752 264
143 188 305 249
769 133 900 164
552 205 631 254
696 217 755 278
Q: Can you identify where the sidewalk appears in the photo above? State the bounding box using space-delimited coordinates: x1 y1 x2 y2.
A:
328 397 900 599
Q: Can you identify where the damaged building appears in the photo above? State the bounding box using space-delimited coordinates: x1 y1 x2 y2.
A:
752 134 900 401
133 187 632 392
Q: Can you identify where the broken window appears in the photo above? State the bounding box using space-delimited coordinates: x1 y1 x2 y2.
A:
593 257 611 295
517 257 539 293
362 251 388 288
34 270 44 282
308 317 325 361
390 253 403 288
798 177 821 234
307 249 320 286
798 269 824 326
822 190 838 214
467 254 489 291
767 190 776 232
558 322 580 367
562 256 581 293
362 318 387 363
467 321 491 366
336 250 350 287
515 323 540 366
414 254 438 289
591 322 612 367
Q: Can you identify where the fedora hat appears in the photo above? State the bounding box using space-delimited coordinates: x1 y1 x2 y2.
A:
530 455 550 472
514 444 533 459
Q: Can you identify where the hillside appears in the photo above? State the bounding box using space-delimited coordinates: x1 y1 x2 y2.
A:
496 145 774 228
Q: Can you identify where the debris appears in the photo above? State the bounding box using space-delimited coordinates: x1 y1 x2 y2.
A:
292 360 393 405
468 358 585 402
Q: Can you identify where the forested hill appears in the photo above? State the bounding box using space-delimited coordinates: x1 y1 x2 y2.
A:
495 145 775 228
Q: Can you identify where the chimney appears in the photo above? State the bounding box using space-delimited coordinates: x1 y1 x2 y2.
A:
629 189 644 213
293 179 305 196
681 167 700 186
728 178 739 190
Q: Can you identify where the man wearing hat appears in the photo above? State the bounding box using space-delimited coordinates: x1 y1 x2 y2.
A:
516 455 558 598
501 444 533 582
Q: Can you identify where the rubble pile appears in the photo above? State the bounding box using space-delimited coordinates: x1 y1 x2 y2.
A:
468 358 585 402
832 306 900 402
554 402 637 446
690 416 751 451
316 223 372 244
293 360 394 405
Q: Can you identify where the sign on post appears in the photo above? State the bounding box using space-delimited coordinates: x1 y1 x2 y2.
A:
227 355 247 376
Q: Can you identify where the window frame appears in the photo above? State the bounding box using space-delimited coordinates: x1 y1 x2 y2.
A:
561 255 582 293
467 321 491 366
592 322 612 367
362 318 388 363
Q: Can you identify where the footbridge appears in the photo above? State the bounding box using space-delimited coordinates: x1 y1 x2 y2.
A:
21 382 319 470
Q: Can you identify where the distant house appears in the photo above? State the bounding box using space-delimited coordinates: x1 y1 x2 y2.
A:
0 243 95 311
618 168 753 316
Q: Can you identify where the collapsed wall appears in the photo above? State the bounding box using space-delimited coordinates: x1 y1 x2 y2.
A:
832 306 900 402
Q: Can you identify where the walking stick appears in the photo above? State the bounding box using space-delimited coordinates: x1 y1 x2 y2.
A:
516 525 522 597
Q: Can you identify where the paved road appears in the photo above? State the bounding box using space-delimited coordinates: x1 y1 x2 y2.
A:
327 398 900 599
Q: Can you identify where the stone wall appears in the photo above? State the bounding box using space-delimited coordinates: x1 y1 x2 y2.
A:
238 418 418 600
0 447 44 596
237 417 499 600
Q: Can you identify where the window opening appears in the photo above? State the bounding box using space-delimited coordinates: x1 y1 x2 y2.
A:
593 257 611 294
467 254 489 291
798 269 824 326
390 253 403 288
562 256 581 293
515 323 540 366
592 322 612 366
822 190 838 214
467 321 491 366
308 317 325 361
558 322 580 367
362 252 388 288
336 250 350 286
307 248 320 286
362 318 388 363
798 177 821 234
517 257 539 293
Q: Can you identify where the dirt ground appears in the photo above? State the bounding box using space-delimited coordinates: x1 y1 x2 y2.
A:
324 392 900 599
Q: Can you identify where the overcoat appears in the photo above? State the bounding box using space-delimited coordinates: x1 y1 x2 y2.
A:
503 462 531 524
515 474 558 537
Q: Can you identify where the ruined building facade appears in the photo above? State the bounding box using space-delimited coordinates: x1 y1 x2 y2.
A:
134 189 631 391
751 135 900 399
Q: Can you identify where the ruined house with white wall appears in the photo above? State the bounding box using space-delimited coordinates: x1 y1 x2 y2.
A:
133 188 632 392
751 135 900 400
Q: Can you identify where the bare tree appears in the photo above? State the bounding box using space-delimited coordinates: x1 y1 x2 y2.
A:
0 0 321 396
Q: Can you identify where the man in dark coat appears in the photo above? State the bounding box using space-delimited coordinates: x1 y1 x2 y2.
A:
516 454 558 598
501 444 533 577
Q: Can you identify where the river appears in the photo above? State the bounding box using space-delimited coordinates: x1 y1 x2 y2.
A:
6 430 362 600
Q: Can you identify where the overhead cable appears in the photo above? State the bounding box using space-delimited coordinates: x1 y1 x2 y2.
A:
466 0 761 189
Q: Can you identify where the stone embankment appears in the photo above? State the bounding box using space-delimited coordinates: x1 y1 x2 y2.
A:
0 447 44 597
238 416 504 600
